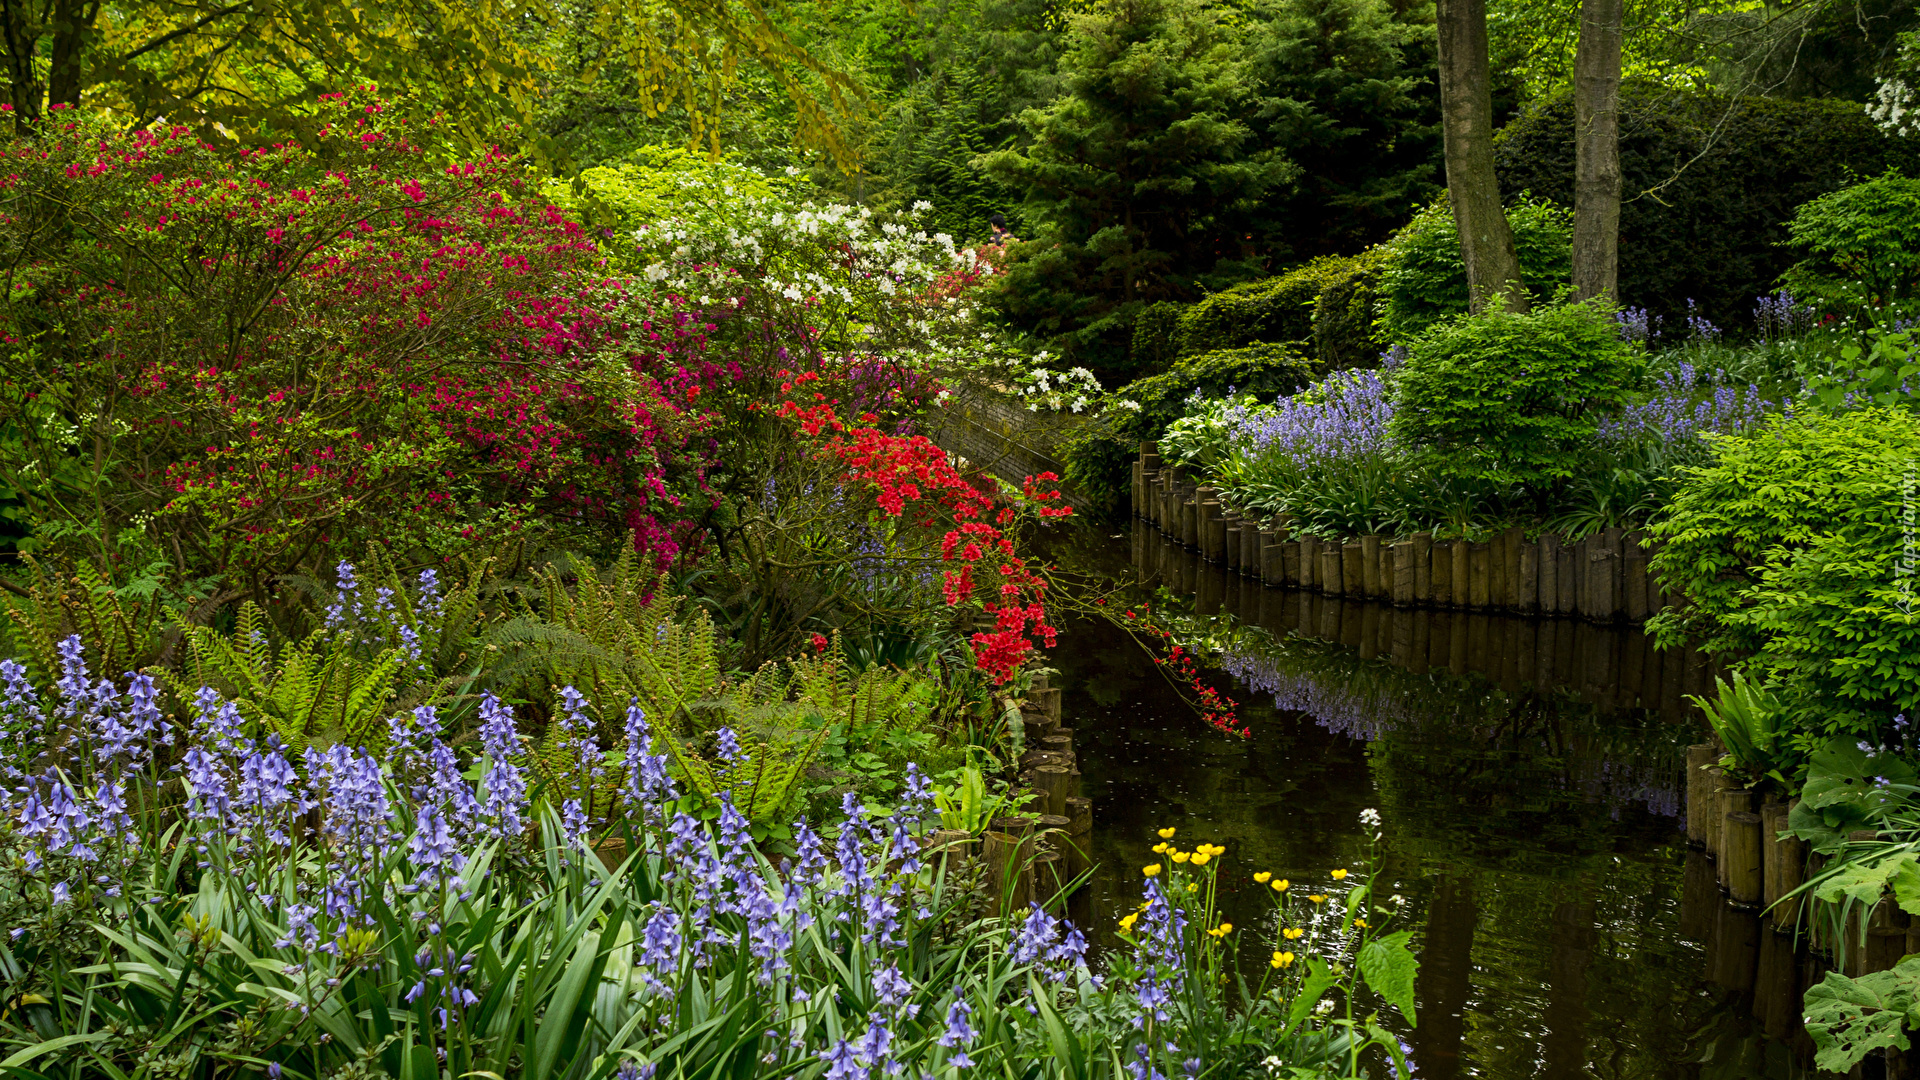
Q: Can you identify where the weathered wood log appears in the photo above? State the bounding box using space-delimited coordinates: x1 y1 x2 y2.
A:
1342 543 1365 598
1517 537 1539 613
1539 534 1561 615
1321 544 1345 595
1299 538 1319 589
1762 801 1804 931
1686 744 1716 847
1714 785 1752 867
921 829 975 879
1200 501 1227 562
1623 529 1651 622
1032 765 1073 817
1223 523 1243 571
1279 542 1300 586
1361 535 1383 597
1391 542 1414 605
1468 542 1491 608
1702 768 1728 858
1041 732 1073 758
1431 540 1453 606
1027 847 1065 906
1412 532 1433 604
1555 535 1579 615
1724 811 1764 905
982 830 1029 911
1450 540 1470 608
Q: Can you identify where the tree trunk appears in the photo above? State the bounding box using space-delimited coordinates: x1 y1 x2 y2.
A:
1435 0 1525 313
1572 0 1624 302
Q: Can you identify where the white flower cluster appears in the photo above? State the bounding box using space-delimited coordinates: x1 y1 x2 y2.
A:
1012 356 1104 414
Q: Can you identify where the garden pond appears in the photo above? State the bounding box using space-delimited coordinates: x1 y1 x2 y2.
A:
1052 527 1826 1080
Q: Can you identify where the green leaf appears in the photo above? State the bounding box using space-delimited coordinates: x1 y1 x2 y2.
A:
1356 930 1418 1027
0 1034 112 1070
1805 957 1920 1072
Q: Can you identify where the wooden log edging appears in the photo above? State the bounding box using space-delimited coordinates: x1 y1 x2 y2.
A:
1133 443 1673 623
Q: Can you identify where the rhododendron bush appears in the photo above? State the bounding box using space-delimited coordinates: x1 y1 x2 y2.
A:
0 91 725 596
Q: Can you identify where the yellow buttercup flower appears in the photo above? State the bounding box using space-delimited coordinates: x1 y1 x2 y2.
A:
1157 827 1177 839
1119 913 1140 932
1271 879 1290 893
1270 951 1295 969
1143 864 1162 878
1190 852 1211 866
1331 869 1349 881
1308 894 1328 904
1187 882 1199 893
1152 842 1169 854
1206 844 1226 856
1353 918 1368 929
1206 922 1234 939
1282 927 1304 940
1171 850 1191 864
1254 872 1272 884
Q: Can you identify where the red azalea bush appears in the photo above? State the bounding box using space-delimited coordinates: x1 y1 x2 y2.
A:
0 90 730 595
774 371 1068 684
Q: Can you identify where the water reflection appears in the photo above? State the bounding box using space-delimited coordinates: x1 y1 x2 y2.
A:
1042 527 1821 1079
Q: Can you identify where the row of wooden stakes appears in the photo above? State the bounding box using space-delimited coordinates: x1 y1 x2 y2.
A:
1687 743 1916 979
922 673 1093 912
1134 446 1675 622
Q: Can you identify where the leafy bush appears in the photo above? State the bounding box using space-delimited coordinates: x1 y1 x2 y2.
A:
1061 344 1317 519
1648 406 1920 749
1175 255 1360 356
1495 89 1920 333
1782 170 1920 313
1311 246 1389 372
1131 300 1189 372
1375 195 1574 344
1388 301 1641 489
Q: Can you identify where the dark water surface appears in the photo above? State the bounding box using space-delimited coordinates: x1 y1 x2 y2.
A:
1049 528 1817 1080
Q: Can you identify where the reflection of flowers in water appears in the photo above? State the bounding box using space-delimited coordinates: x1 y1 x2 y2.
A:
1214 647 1682 819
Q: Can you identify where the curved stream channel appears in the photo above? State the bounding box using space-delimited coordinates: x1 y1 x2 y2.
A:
1052 526 1820 1079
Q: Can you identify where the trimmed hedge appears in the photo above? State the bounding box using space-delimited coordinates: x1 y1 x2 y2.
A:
1311 246 1388 371
1064 343 1317 520
1174 255 1359 355
1494 89 1920 334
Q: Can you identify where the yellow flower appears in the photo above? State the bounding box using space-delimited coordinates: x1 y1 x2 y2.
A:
1203 843 1226 856
1142 864 1162 878
1353 918 1368 929
1187 882 1199 893
1206 922 1234 939
1254 872 1272 884
1171 851 1191 864
1271 879 1290 893
1331 869 1349 881
1270 951 1295 969
1282 927 1304 940
1157 827 1177 839
1119 913 1140 932
1152 842 1169 854
1308 894 1328 904
1190 852 1211 866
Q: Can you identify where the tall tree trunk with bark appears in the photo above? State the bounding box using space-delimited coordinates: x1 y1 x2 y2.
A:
1435 0 1525 313
1572 0 1624 302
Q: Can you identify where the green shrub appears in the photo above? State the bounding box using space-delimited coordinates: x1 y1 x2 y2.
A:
1131 301 1188 372
1311 245 1389 371
1062 343 1316 519
1648 406 1920 750
1782 170 1920 313
1175 255 1359 355
1388 301 1640 489
1495 89 1920 333
1375 195 1574 344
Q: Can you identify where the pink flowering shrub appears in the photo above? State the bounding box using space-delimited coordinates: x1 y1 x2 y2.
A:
0 90 730 594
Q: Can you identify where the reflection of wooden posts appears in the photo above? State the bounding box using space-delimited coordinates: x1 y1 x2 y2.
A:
1412 533 1433 604
1765 801 1805 931
1361 535 1383 597
1681 850 1717 945
1391 542 1414 605
1412 874 1477 1080
1710 900 1761 994
1431 540 1453 606
1358 604 1381 660
1725 811 1764 905
1755 928 1799 1042
1686 744 1716 847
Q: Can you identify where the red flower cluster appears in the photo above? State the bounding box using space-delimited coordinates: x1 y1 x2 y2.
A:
774 373 1066 684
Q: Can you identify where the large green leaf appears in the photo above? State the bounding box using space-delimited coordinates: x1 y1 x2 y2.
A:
1804 956 1920 1072
1356 930 1418 1028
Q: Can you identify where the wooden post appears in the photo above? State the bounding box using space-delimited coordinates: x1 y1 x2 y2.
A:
1555 536 1579 615
1299 538 1319 590
1724 811 1764 905
1321 545 1345 595
1032 765 1073 817
1392 542 1414 605
1539 534 1561 615
1452 540 1471 609
1489 528 1510 609
1468 542 1491 608
1764 801 1804 932
983 830 1030 911
1623 529 1651 622
1200 501 1227 562
1431 540 1453 606
1868 898 1910 974
1028 848 1065 906
1223 523 1243 571
1342 543 1365 599
1703 768 1727 860
1361 535 1383 597
1715 785 1753 869
1412 533 1433 604
1041 732 1073 758
1517 538 1539 613
1280 542 1301 586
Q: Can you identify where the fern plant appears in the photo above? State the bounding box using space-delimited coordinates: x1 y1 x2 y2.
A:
1689 671 1793 789
1 556 167 685
169 604 416 753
